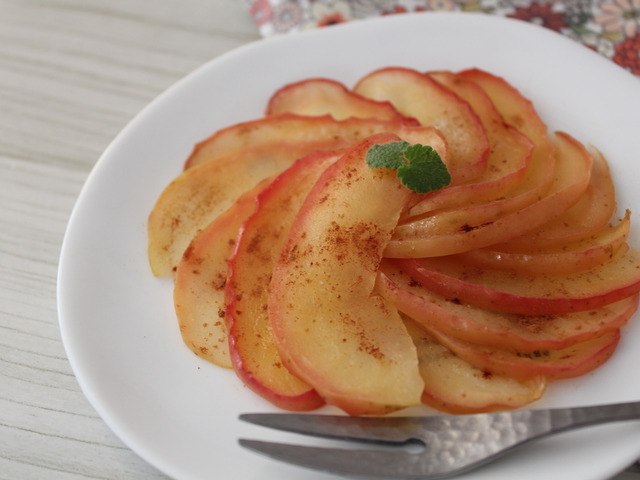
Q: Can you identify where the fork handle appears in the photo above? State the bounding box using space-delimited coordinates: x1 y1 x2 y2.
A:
537 400 640 435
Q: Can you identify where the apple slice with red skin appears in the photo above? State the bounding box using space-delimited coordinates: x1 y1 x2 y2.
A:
225 151 342 411
407 71 534 216
424 326 622 382
458 68 550 149
454 67 558 211
496 148 617 252
354 67 489 185
386 131 592 258
184 112 419 169
266 77 407 121
398 119 555 236
377 259 638 351
149 142 331 276
173 176 275 368
404 319 546 414
396 151 555 238
268 133 425 416
454 211 631 276
148 115 443 276
403 247 640 316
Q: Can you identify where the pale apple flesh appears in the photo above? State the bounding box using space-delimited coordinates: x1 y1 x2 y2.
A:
404 319 547 414
407 71 534 216
404 248 640 315
173 177 275 368
454 211 630 276
225 151 341 411
386 131 592 258
496 147 617 252
148 115 440 276
459 68 550 147
148 143 315 276
377 259 638 351
426 327 621 382
268 133 425 416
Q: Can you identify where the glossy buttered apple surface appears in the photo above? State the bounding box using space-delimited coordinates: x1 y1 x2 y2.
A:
149 65 640 416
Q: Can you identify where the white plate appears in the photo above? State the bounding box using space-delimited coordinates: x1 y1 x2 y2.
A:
58 11 640 480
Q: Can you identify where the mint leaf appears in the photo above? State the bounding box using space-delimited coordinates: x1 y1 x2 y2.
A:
366 142 451 194
397 144 451 193
365 141 410 169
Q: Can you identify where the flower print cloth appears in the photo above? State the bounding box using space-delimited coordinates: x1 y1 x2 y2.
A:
243 0 640 76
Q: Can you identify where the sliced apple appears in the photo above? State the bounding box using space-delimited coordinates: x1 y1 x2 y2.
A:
225 151 340 411
454 211 631 276
149 143 322 276
172 177 276 368
184 113 416 169
354 67 489 185
386 131 592 258
458 68 550 148
404 319 546 414
453 67 558 210
497 148 617 252
266 77 408 121
377 259 638 351
407 71 534 216
426 327 622 381
148 114 440 276
268 133 424 416
403 247 640 315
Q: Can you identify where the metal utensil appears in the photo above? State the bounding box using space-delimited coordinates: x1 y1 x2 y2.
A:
239 401 640 479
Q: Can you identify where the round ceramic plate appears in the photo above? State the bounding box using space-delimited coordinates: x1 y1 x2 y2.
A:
58 11 640 480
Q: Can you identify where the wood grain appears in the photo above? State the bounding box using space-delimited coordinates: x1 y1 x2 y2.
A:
0 1 258 478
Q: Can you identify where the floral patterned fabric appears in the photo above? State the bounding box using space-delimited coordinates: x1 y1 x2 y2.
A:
244 0 640 76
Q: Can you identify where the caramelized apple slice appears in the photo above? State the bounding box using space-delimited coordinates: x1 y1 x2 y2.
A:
225 151 340 411
404 319 546 414
377 260 638 351
185 113 416 169
454 67 558 211
386 131 592 258
354 67 489 185
404 248 640 315
407 71 534 216
149 143 313 276
268 133 424 416
427 327 622 381
455 211 631 276
149 115 435 276
173 177 275 368
458 68 550 148
266 78 407 121
497 148 617 252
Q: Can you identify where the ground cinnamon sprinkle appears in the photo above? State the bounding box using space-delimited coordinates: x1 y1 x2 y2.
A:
320 220 384 271
339 311 386 360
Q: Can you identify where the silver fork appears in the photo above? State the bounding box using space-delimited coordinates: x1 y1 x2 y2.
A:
239 401 640 479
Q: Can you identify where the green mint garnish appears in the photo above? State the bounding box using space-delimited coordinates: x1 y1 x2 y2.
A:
366 141 451 194
366 141 409 169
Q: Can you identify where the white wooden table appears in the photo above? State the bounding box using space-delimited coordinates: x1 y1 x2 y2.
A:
1 1 259 478
1 1 639 478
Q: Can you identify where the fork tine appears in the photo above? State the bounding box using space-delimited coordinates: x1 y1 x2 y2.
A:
239 438 442 480
240 413 422 444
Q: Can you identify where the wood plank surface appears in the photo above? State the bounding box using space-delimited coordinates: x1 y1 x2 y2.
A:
1 1 259 478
